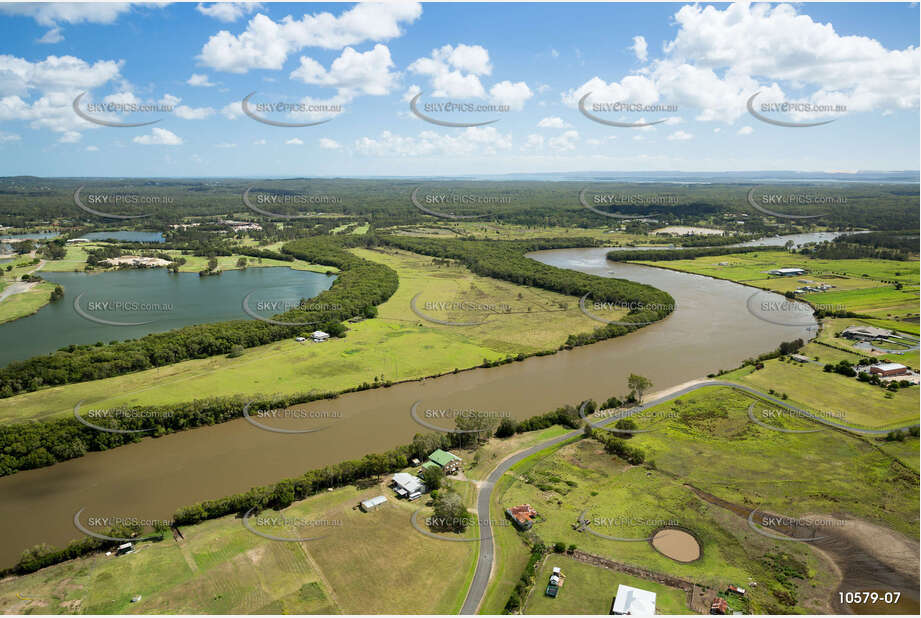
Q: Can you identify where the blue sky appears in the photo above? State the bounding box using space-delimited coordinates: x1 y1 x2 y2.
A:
0 1 918 177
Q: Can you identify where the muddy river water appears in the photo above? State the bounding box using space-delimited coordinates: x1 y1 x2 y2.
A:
0 247 820 566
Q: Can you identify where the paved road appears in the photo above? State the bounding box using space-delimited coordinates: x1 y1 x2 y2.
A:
0 258 45 303
458 380 919 614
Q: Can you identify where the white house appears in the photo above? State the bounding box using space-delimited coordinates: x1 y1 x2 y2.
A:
311 330 330 342
611 584 656 615
391 472 426 500
768 268 806 277
360 495 387 512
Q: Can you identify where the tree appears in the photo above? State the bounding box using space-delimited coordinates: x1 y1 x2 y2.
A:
627 374 652 402
495 417 518 438
419 464 444 491
431 489 469 533
236 257 247 268
454 410 500 447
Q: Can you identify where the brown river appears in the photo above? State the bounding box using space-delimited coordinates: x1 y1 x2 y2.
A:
1 248 817 565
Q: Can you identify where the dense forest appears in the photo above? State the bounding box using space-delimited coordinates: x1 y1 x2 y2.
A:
1 176 917 232
607 245 788 262
0 236 398 398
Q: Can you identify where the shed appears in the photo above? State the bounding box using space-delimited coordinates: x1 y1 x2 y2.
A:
392 472 426 500
311 330 330 342
360 495 387 512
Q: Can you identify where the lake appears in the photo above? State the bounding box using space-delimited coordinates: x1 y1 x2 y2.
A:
80 231 165 243
0 267 334 368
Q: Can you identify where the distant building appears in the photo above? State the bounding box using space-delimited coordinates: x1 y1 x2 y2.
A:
427 449 462 474
790 354 810 363
710 597 729 615
391 472 426 500
311 330 330 342
506 504 538 530
768 268 806 276
841 325 893 342
360 495 387 512
870 363 908 377
611 584 656 615
66 238 90 243
115 542 134 556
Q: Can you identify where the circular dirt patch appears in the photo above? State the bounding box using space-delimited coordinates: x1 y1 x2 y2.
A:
651 527 701 562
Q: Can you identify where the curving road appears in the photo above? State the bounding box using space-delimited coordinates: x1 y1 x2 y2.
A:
458 380 919 614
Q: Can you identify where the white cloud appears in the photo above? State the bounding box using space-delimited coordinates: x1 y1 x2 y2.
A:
0 131 21 143
158 93 180 106
0 3 133 27
215 142 236 148
667 130 693 141
0 54 124 137
548 130 579 151
198 2 422 73
174 105 215 120
220 100 243 119
85 145 98 151
550 49 559 59
355 127 512 157
319 137 341 150
409 44 531 109
286 137 304 145
196 3 262 23
252 138 266 145
631 35 648 62
521 133 544 151
187 73 216 87
563 2 919 124
37 27 63 44
290 44 398 101
402 84 422 102
133 128 183 146
58 130 81 143
537 116 571 129
489 81 532 110
737 125 753 135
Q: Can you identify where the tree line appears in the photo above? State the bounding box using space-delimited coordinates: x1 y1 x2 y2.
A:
0 235 398 399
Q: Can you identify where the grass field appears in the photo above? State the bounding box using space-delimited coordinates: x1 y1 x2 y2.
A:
633 251 920 321
488 386 917 614
0 479 476 615
0 280 56 324
0 247 616 424
523 554 688 615
723 343 918 430
384 222 661 245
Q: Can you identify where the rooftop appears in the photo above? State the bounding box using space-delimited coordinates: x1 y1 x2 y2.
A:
612 584 656 615
428 449 462 467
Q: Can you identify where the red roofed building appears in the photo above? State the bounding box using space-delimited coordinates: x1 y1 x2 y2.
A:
506 504 538 530
710 597 729 615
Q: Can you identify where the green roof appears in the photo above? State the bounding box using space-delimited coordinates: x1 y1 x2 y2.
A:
421 461 440 470
428 449 461 467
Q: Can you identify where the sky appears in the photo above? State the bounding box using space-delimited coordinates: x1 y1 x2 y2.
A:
0 1 918 177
